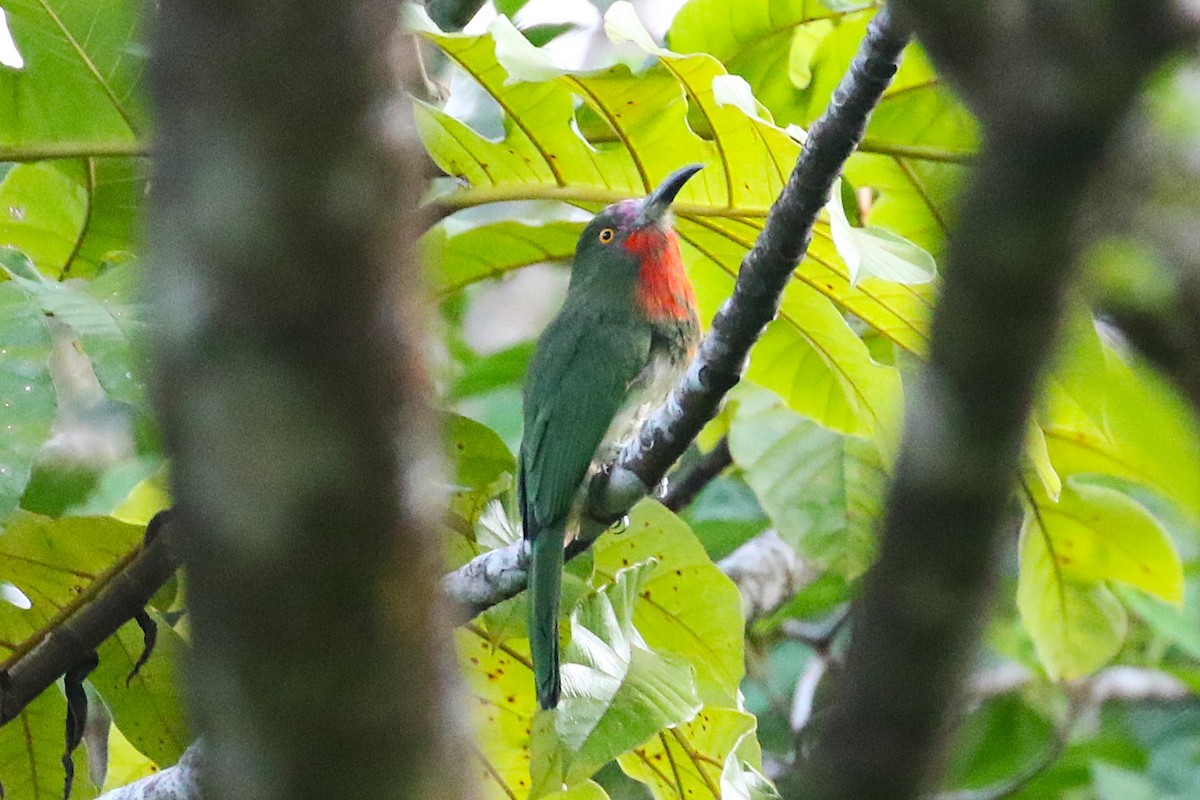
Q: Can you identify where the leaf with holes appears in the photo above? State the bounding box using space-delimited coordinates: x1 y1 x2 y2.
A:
409 2 931 445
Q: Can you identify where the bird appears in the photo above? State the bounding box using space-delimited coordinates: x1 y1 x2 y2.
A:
519 164 703 710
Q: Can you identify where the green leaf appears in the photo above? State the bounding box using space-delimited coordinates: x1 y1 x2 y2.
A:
0 513 144 655
530 562 703 796
450 340 535 401
0 278 56 520
0 0 146 153
825 179 936 286
669 2 976 256
745 281 903 440
1017 480 1183 679
1115 584 1200 661
0 161 87 276
944 694 1056 790
0 688 97 799
617 707 761 800
591 501 745 706
1038 480 1182 604
91 610 189 767
1017 479 1185 681
423 219 580 298
68 157 149 277
443 413 517 567
1045 349 1200 523
445 415 514 526
667 0 838 121
100 722 160 793
1017 520 1126 681
446 412 516 499
1026 422 1062 502
0 156 146 280
494 0 533 19
728 389 882 577
522 23 580 49
1 251 147 408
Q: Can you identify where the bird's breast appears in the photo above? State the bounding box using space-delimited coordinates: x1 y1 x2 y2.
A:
593 345 686 466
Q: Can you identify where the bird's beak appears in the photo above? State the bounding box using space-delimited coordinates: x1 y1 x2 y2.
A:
638 164 703 227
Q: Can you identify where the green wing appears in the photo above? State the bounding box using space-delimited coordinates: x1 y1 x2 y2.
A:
519 306 651 539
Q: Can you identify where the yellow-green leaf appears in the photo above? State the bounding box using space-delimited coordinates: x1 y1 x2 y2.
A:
1017 479 1183 679
1017 520 1126 681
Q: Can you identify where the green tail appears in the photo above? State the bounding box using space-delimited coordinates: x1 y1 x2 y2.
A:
528 528 565 709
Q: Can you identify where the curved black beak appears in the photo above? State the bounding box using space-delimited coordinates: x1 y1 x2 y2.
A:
639 163 703 226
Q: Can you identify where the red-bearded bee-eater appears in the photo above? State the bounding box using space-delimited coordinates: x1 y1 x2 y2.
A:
519 165 703 710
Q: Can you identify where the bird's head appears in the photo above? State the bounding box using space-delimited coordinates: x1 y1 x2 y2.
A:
570 164 703 321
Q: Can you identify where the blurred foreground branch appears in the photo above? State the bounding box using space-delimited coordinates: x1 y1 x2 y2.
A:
780 3 1195 799
147 1 471 798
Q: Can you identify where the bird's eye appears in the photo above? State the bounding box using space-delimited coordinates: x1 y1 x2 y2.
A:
598 227 615 244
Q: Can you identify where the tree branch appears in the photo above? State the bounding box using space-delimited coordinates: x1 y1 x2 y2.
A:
660 437 732 513
442 6 912 618
98 526 820 798
95 740 203 800
0 511 179 727
720 530 820 622
780 3 1192 799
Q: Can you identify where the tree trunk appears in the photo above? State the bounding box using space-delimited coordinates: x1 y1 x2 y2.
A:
146 2 471 798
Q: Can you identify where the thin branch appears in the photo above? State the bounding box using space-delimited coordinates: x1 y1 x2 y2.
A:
0 511 180 727
442 6 911 617
932 666 1189 800
0 142 150 162
661 438 732 513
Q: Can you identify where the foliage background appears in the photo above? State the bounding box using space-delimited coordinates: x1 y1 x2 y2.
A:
0 0 1197 798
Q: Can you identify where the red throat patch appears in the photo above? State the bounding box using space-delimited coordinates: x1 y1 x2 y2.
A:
624 228 696 321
